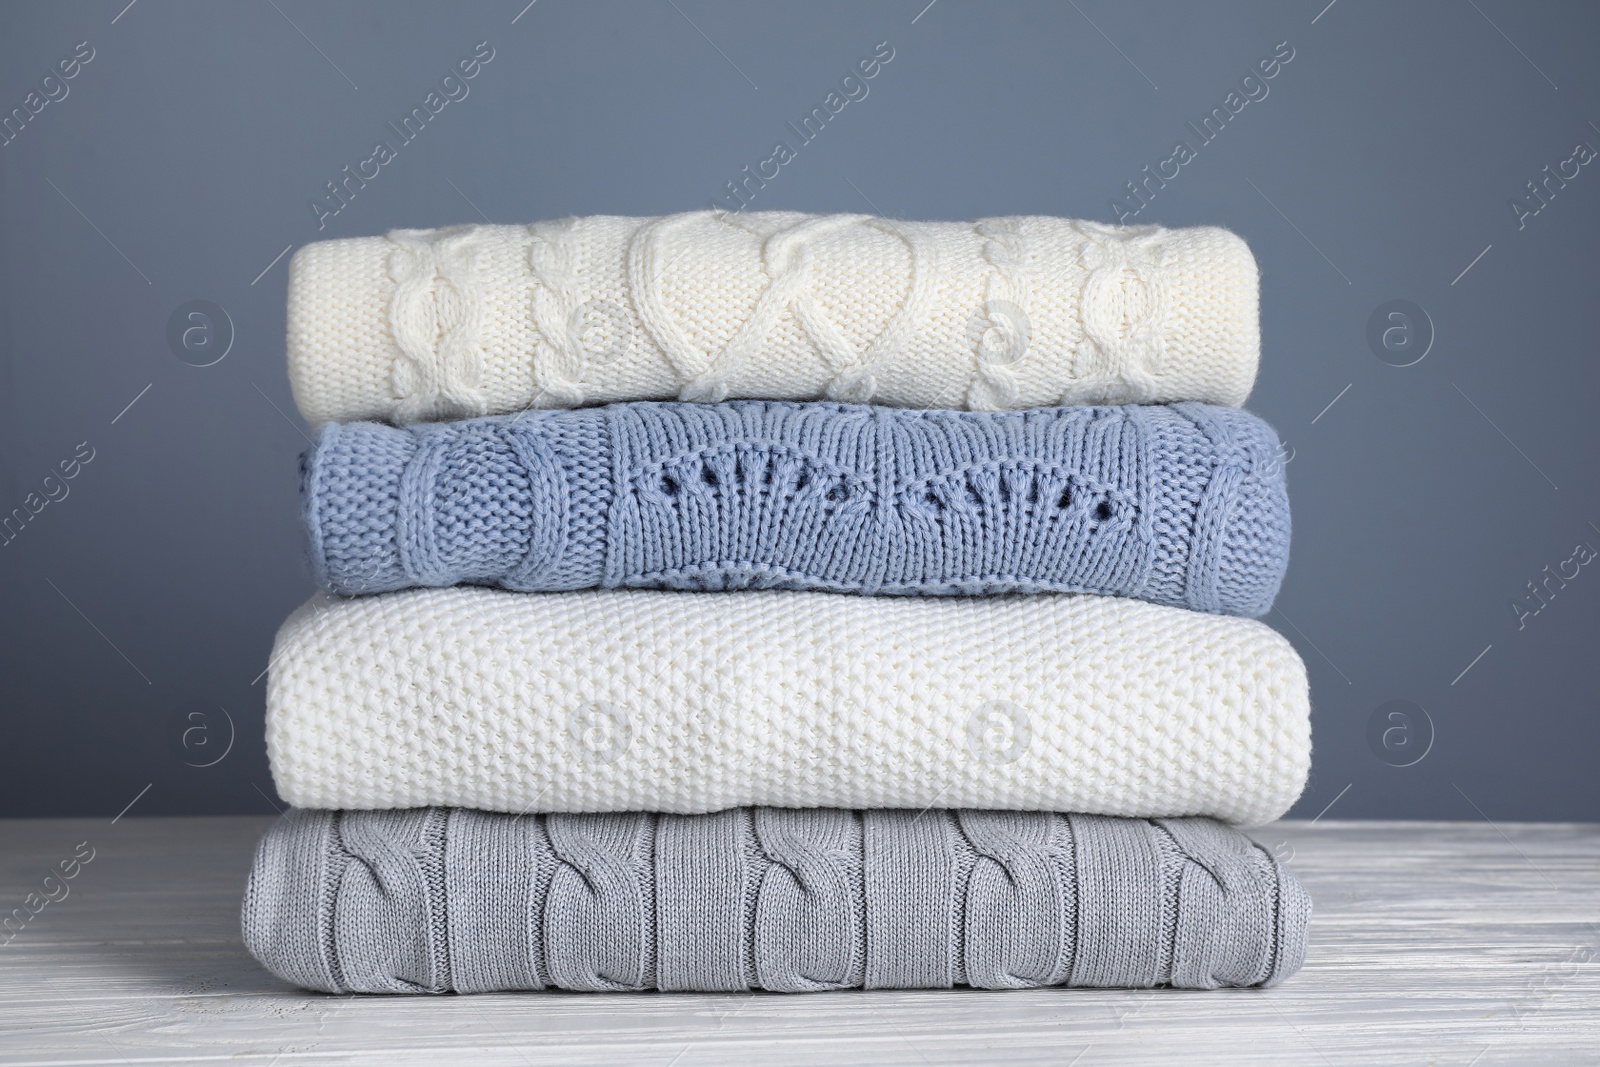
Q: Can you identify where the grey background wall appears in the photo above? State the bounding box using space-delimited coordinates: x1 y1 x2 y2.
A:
1 0 1596 821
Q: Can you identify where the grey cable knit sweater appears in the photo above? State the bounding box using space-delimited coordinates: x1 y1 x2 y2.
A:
242 807 1310 993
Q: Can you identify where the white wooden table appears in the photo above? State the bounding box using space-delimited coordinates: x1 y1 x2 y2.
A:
1 817 1596 1065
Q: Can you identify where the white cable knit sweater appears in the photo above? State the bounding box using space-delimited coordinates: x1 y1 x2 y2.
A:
286 212 1260 425
265 587 1310 825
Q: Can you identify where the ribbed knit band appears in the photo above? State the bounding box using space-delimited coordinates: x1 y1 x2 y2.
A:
264 587 1311 823
242 807 1310 994
303 401 1290 616
285 212 1260 424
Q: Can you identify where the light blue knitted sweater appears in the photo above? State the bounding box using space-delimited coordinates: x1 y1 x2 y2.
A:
303 401 1290 615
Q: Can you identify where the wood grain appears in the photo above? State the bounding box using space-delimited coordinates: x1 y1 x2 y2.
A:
0 816 1595 1065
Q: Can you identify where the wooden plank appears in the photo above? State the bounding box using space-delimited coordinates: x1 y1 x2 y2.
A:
0 817 1595 1065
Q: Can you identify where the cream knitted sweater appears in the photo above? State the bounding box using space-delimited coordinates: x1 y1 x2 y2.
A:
265 587 1310 824
286 212 1260 425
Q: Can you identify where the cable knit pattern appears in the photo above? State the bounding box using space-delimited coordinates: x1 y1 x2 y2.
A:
1070 222 1171 404
525 217 595 408
285 212 1260 424
965 219 1030 409
242 807 1310 994
264 587 1311 824
385 228 491 424
303 401 1290 615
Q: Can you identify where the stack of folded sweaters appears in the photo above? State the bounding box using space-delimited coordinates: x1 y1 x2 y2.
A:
244 211 1312 994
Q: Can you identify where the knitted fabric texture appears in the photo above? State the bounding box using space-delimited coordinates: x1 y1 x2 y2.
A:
242 807 1309 994
304 401 1290 616
285 212 1261 425
264 587 1311 824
